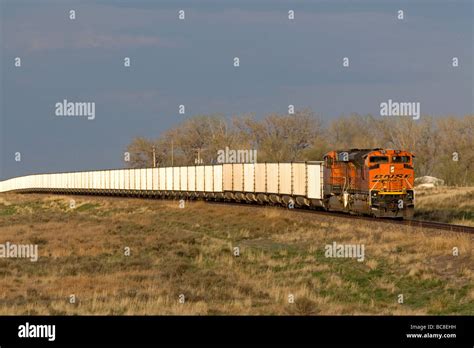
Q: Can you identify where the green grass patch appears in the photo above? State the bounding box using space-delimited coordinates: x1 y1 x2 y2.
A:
75 203 100 212
0 204 16 216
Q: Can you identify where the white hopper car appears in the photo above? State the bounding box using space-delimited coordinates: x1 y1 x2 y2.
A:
0 162 325 207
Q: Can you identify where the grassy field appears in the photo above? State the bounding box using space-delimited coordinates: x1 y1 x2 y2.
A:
414 186 474 226
0 192 472 315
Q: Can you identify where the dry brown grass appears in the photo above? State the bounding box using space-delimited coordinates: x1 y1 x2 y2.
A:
0 193 472 315
415 186 474 226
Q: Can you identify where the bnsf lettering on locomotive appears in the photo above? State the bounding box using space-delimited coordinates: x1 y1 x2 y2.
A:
374 174 410 179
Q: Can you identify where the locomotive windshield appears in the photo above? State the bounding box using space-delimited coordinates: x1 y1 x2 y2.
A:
369 156 389 163
369 155 411 163
391 156 411 163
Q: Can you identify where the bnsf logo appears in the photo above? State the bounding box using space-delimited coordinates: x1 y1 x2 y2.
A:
373 174 410 179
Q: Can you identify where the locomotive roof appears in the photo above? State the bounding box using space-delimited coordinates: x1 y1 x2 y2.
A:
330 148 382 166
333 148 412 165
347 149 374 164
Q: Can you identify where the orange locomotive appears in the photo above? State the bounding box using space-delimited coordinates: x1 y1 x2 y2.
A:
323 149 415 218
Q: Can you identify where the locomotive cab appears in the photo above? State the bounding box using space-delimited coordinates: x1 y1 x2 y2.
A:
367 150 415 218
323 149 415 218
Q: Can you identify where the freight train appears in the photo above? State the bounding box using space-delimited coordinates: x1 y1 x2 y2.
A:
0 148 415 218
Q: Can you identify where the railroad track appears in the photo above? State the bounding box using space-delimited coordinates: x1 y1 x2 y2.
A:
205 200 474 235
392 219 474 234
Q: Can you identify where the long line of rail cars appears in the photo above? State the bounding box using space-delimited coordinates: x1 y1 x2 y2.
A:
0 149 415 218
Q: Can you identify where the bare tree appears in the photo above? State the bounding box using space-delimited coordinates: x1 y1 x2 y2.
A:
125 137 155 168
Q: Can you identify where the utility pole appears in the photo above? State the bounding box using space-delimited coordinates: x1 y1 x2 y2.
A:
152 145 156 168
171 140 174 166
195 148 203 165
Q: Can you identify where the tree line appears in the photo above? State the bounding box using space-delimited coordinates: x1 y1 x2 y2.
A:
125 110 473 186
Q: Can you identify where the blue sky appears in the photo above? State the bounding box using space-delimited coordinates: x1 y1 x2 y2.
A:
1 0 472 179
